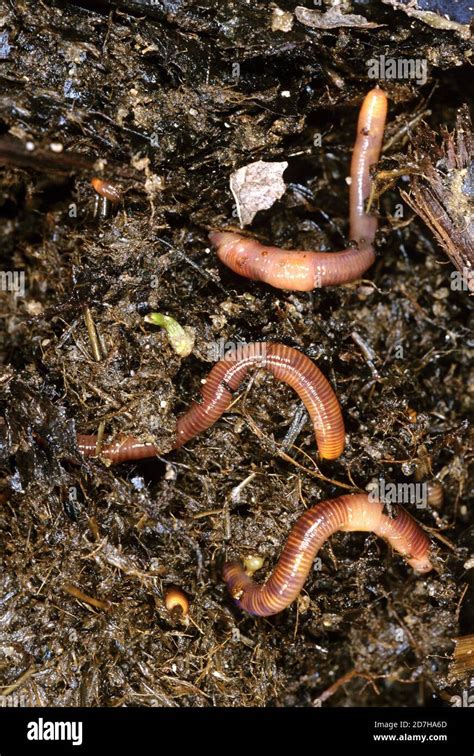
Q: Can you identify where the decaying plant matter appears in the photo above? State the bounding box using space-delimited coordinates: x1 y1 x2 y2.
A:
401 106 474 292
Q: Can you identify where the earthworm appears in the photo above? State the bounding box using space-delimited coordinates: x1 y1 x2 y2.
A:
75 433 157 464
209 87 388 291
91 177 122 203
76 342 345 462
223 493 432 616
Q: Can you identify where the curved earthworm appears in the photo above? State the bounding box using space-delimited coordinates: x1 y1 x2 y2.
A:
223 493 432 616
209 87 388 291
76 342 345 462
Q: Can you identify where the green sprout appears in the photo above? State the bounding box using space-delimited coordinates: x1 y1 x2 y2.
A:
144 312 195 357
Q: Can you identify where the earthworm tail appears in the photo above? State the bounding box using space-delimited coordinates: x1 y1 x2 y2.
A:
75 433 157 463
209 88 388 291
76 342 345 462
223 493 432 617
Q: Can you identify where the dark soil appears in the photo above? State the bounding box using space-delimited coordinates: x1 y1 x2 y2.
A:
0 0 472 707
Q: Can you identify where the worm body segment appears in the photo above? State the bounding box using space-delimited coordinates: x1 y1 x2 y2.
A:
175 343 345 459
210 88 388 291
209 233 376 291
223 494 432 616
76 343 345 462
75 433 157 464
349 86 388 244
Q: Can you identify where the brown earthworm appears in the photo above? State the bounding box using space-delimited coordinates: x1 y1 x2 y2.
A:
209 87 388 291
76 342 345 462
223 493 432 616
75 433 157 463
91 177 122 203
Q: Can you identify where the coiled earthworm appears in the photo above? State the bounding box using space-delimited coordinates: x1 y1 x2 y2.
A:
209 87 388 291
76 342 345 462
223 493 432 616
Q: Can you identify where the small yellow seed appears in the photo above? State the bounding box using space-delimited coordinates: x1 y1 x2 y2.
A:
243 555 264 576
164 586 189 616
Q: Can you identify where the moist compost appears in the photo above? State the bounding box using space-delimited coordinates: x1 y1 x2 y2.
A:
0 0 473 707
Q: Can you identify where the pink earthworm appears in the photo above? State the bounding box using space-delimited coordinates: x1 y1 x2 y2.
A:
209 87 388 291
223 493 432 616
76 342 345 462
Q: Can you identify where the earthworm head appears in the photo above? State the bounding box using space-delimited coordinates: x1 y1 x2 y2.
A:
223 561 253 603
208 230 242 253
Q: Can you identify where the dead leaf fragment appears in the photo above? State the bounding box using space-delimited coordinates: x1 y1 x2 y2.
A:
295 5 381 29
230 160 288 227
382 0 471 39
